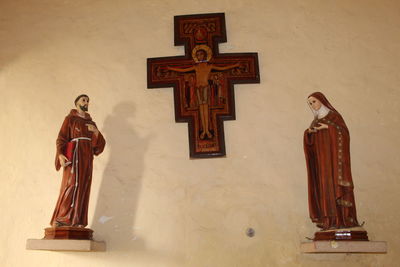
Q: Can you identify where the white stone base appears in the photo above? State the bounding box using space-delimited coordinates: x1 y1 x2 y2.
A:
26 239 106 252
301 240 387 253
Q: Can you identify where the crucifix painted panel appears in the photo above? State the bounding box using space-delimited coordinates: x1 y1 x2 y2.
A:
147 13 260 158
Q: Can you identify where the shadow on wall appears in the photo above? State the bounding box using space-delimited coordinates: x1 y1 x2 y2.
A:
92 101 150 251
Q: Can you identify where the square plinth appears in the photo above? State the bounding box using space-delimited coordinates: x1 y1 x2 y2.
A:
26 239 106 252
301 241 387 253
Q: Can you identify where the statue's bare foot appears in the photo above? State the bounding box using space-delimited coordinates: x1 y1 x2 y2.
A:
200 132 205 140
206 131 213 139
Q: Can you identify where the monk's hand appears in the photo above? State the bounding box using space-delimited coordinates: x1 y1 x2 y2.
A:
313 123 329 131
308 128 317 133
58 154 69 167
86 124 99 135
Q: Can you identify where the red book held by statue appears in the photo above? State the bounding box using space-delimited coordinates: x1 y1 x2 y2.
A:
64 141 75 166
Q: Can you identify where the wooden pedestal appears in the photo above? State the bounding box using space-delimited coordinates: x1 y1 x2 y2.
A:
313 228 369 241
44 227 93 240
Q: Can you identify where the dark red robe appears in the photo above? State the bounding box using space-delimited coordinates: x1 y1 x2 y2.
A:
304 110 359 230
50 109 105 227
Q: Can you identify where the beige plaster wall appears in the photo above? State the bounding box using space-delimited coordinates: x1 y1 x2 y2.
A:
1 0 399 266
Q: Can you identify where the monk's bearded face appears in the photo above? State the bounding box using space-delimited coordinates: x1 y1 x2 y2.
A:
76 97 89 112
308 96 322 111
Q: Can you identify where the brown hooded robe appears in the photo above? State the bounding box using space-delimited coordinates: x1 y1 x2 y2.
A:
50 109 105 227
303 92 359 230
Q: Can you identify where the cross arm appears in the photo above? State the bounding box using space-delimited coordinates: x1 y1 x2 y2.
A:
211 53 260 82
147 57 194 89
211 63 240 71
167 65 195 72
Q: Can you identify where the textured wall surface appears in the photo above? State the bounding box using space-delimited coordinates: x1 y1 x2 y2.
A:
1 0 399 266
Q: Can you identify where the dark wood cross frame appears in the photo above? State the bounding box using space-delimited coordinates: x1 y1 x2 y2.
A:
147 13 260 158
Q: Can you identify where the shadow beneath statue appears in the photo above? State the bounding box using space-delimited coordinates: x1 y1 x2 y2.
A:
91 102 150 251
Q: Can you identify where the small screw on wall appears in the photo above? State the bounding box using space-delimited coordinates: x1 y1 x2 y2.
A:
246 228 255 237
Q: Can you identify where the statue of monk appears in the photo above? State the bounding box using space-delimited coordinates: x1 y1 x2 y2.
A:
50 94 106 228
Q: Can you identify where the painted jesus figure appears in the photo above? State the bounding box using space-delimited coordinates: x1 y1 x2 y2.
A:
167 45 239 140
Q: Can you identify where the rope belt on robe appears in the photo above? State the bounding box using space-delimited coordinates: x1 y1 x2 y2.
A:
70 137 91 208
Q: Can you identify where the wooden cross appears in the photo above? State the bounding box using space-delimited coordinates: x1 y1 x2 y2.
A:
147 13 260 158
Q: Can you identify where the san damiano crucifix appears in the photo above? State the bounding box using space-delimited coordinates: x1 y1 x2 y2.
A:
147 13 260 158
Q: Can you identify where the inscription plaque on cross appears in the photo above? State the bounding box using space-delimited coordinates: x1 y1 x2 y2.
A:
147 13 260 158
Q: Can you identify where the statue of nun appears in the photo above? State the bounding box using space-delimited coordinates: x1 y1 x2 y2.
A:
303 92 368 240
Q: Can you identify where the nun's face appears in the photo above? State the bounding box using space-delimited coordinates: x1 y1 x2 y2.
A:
308 96 322 111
